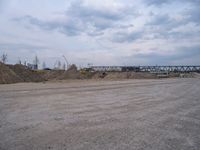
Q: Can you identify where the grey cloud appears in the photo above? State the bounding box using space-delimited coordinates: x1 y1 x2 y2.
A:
147 14 183 29
143 0 200 6
113 9 199 43
166 29 200 39
183 7 200 25
12 0 199 44
66 2 116 32
13 1 139 37
149 29 199 41
182 0 200 5
143 0 171 6
0 42 47 51
148 14 171 26
65 1 139 32
145 13 200 40
143 0 200 7
13 15 83 36
67 1 123 21
144 0 200 25
112 31 143 43
118 24 134 29
87 31 104 37
123 46 200 65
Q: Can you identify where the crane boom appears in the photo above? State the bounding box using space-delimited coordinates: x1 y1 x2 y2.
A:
62 55 69 69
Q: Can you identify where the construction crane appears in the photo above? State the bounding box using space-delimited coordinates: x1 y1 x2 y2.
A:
62 55 70 70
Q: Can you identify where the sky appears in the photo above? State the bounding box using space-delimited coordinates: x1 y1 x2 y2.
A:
0 0 200 68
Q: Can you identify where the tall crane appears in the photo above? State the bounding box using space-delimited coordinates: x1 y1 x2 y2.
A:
62 55 70 70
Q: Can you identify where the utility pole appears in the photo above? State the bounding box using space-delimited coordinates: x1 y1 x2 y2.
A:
33 55 39 70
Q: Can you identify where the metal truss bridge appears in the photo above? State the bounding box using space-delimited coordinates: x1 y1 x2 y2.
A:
90 66 200 73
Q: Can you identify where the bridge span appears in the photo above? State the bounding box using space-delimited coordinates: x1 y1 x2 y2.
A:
90 66 200 73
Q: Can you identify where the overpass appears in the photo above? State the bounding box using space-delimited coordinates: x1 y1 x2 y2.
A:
90 66 200 73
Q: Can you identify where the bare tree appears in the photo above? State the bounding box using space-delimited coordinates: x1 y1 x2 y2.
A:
1 53 7 64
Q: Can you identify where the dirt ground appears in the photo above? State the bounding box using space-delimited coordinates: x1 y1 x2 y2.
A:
0 79 200 150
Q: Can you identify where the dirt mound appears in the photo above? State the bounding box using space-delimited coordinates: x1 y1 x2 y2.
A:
191 72 200 78
2 62 198 84
0 63 22 84
45 66 95 80
43 70 65 80
59 64 81 79
92 72 158 79
0 63 46 84
7 64 46 82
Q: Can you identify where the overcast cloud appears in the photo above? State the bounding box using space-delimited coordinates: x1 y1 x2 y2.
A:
0 0 200 67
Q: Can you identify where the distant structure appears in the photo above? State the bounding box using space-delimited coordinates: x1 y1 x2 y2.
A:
89 66 200 73
27 63 38 70
91 66 122 72
62 55 70 70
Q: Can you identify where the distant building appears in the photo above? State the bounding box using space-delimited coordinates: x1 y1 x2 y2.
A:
91 66 122 72
90 66 141 72
27 63 38 70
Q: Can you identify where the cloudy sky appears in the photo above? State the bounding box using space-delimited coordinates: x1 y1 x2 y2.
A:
0 0 200 67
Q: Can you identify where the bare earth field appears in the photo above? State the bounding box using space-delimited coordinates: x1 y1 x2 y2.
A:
0 79 200 150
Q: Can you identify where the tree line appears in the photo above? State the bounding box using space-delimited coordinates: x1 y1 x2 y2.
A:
0 53 67 70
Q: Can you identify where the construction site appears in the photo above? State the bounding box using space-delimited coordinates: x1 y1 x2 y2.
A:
1 0 200 149
1 61 200 84
0 61 200 150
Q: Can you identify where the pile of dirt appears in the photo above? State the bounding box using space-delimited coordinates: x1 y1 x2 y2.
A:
92 72 158 79
58 64 81 79
0 63 22 84
1 62 198 84
0 63 46 84
44 65 95 80
43 70 65 80
7 64 46 82
193 72 200 78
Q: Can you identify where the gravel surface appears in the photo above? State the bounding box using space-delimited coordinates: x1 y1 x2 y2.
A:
0 79 200 150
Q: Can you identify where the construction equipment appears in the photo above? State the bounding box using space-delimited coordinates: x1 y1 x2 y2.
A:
62 55 70 70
